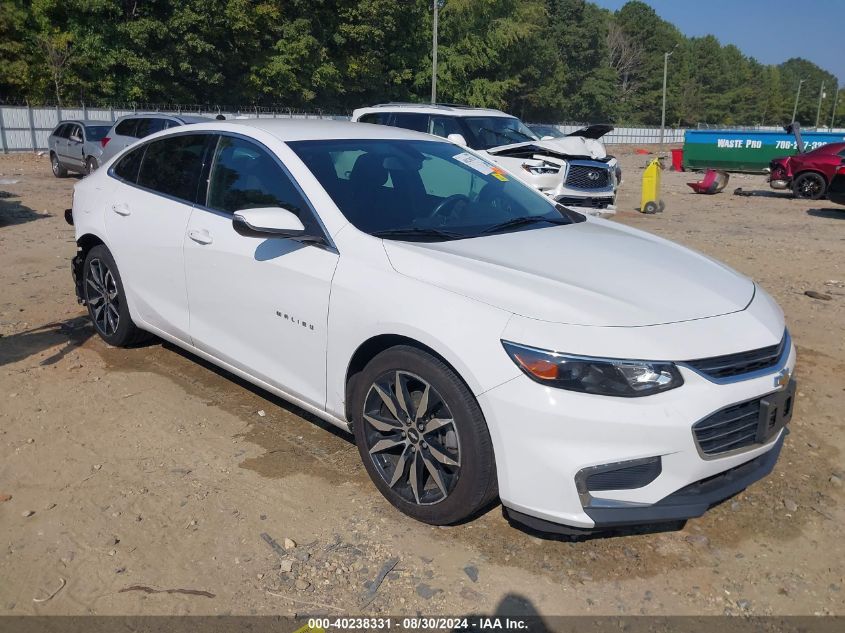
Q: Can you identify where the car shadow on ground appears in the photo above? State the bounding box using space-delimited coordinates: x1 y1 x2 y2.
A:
0 194 51 227
807 207 845 219
159 340 353 443
0 316 93 366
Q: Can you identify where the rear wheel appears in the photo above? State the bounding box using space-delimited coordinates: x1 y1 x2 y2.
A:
792 172 826 200
50 153 67 178
83 245 147 347
351 346 497 525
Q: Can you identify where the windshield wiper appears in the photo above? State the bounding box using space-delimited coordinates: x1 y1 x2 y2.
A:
479 216 569 235
371 227 465 241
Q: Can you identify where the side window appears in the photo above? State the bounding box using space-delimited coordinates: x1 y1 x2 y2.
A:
53 124 68 138
114 118 138 137
429 116 462 138
135 118 168 139
838 148 845 158
359 112 390 125
391 113 429 133
137 134 208 202
113 146 146 183
68 125 83 142
207 136 311 219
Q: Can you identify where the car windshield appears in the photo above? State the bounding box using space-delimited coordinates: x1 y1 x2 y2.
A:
529 125 565 139
85 125 111 141
288 139 578 241
462 116 539 149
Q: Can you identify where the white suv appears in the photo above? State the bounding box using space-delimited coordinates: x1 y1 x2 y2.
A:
68 119 795 534
352 103 619 217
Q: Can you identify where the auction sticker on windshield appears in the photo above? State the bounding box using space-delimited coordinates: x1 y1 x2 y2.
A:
453 152 508 180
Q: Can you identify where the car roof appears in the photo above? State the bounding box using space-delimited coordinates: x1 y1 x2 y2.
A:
353 103 512 119
114 113 211 124
55 120 113 127
157 118 447 143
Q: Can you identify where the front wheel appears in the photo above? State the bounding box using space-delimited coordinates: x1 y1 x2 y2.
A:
351 346 498 525
51 153 67 178
792 172 827 200
84 156 98 175
83 245 147 347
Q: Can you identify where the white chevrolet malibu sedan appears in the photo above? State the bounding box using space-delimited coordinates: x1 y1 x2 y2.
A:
68 119 796 534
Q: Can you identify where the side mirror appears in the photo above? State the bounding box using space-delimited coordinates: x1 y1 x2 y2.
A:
232 207 308 239
446 133 468 147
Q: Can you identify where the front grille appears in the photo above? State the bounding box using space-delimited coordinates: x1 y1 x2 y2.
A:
556 196 612 209
565 163 611 189
694 397 762 455
684 331 787 381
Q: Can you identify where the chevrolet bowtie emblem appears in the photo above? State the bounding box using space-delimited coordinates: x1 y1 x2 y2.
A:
774 368 791 390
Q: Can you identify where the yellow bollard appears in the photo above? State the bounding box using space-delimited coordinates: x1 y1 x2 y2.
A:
640 157 665 214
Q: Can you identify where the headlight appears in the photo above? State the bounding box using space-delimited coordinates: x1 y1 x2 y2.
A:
501 341 683 397
521 160 560 175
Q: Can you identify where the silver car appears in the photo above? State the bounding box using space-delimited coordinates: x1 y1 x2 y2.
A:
48 120 113 177
98 113 210 164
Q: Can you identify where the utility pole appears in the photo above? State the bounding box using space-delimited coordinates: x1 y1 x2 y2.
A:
815 81 826 129
831 88 840 129
791 79 806 123
431 0 440 104
659 45 677 151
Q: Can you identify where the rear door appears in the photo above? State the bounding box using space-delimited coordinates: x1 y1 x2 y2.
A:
105 133 212 342
66 124 85 170
184 134 338 407
51 124 69 162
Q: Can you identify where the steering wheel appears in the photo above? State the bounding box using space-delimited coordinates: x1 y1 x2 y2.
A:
428 194 472 220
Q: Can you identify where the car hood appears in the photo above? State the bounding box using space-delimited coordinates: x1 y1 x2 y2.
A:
486 136 607 160
383 220 754 327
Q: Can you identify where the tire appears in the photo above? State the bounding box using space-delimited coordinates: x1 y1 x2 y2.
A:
642 201 658 214
351 345 498 525
50 152 68 178
84 156 98 175
82 245 147 347
792 172 827 200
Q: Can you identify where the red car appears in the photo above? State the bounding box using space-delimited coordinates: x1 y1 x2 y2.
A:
768 141 845 200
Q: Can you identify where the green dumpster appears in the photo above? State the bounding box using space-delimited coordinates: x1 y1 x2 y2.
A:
683 129 845 173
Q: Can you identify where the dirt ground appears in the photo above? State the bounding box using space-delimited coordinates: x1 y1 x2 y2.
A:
1 148 843 618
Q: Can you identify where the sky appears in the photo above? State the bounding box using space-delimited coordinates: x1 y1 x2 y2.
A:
592 0 844 85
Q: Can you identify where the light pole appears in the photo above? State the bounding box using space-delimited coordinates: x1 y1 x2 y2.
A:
815 81 826 129
431 0 442 104
659 45 677 151
832 87 840 129
791 79 806 123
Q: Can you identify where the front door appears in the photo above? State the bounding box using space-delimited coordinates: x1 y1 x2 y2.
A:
105 133 211 342
184 135 338 408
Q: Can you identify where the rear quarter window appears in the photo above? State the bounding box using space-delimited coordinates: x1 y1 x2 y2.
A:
112 146 146 183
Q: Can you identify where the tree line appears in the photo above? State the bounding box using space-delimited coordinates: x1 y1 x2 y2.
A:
1 0 842 127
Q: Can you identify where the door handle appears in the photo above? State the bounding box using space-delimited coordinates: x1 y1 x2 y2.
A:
189 229 213 245
112 203 130 216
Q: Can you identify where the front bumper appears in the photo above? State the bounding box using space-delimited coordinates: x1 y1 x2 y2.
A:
477 340 796 532
506 432 785 535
